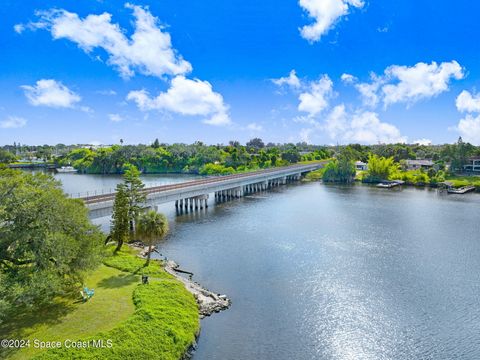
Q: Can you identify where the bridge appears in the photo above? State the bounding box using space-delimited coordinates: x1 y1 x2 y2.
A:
82 162 324 218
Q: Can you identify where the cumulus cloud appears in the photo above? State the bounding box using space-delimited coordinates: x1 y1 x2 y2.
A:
272 70 301 89
382 61 464 107
323 105 406 144
299 0 364 42
345 61 464 108
246 123 263 132
298 75 334 116
0 116 27 129
456 114 480 145
21 79 81 108
413 138 432 146
456 90 480 113
127 76 231 126
299 128 314 144
29 3 191 79
340 73 357 84
355 74 383 107
108 113 123 122
454 90 480 144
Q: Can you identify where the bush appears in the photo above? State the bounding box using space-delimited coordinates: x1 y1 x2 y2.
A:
199 163 236 175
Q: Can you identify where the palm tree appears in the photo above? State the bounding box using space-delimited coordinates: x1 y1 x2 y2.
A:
135 210 169 266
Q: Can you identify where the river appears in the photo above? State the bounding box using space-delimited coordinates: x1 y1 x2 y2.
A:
57 173 480 360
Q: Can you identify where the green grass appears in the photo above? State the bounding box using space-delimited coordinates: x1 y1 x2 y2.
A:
2 265 138 360
34 281 199 360
2 245 200 360
304 168 325 181
446 175 480 189
103 245 171 279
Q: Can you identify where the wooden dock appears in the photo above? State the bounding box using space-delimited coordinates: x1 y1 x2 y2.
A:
377 180 405 188
447 185 476 194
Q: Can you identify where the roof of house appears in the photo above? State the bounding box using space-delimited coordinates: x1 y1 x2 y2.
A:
405 159 434 166
355 161 367 165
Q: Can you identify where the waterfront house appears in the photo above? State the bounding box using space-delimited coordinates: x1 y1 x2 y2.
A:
463 157 480 173
355 161 368 171
405 159 434 171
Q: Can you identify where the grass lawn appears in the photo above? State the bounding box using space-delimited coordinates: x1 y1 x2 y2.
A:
1 246 200 360
446 175 480 188
2 265 138 360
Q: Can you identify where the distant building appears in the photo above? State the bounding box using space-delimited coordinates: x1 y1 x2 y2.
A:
463 157 480 173
355 161 368 171
405 159 434 171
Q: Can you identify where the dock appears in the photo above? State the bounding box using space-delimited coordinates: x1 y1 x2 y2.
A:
447 185 476 194
376 180 405 188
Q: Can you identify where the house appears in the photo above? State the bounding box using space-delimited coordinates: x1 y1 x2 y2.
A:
405 159 434 171
355 161 368 171
463 157 480 173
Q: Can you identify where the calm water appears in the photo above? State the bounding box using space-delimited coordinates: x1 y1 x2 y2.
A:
61 174 480 359
44 171 199 197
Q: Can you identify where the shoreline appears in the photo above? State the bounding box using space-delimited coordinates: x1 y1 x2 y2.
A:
132 243 231 358
133 244 231 318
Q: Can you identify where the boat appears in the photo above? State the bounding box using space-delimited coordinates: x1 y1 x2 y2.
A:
376 180 405 188
447 185 476 194
56 166 78 173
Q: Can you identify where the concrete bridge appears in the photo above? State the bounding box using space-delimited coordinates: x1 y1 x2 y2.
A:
83 163 324 218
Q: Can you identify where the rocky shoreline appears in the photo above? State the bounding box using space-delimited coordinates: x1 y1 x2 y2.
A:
132 243 231 317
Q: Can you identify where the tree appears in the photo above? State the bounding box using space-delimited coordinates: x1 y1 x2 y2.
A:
0 149 16 164
110 183 130 252
0 169 102 319
123 164 146 232
152 138 160 149
364 154 400 182
322 148 356 183
246 138 265 150
135 210 169 266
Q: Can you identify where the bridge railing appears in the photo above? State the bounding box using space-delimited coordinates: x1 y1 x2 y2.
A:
79 163 324 204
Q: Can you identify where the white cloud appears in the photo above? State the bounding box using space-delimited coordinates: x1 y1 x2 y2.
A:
456 114 480 145
13 24 25 34
345 61 464 108
127 76 231 126
382 61 464 107
21 79 81 108
0 116 27 129
340 73 357 84
246 123 263 132
299 128 313 144
109 113 123 122
32 3 191 79
298 75 334 116
323 105 406 144
299 0 364 42
272 70 301 89
413 138 432 146
96 89 117 96
456 90 480 113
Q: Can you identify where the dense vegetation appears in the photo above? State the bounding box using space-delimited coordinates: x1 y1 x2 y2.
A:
2 140 331 174
0 169 103 322
322 149 356 183
4 137 480 176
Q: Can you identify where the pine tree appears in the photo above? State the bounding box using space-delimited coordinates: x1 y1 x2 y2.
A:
123 164 146 232
111 183 130 252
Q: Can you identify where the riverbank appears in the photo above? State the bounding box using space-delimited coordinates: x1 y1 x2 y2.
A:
133 243 231 318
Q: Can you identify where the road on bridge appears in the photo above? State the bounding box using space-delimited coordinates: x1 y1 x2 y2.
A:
80 162 326 205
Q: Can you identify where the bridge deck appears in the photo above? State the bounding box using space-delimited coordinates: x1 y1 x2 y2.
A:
82 163 324 216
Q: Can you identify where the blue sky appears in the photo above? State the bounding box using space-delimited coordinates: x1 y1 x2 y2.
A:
1 0 480 145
